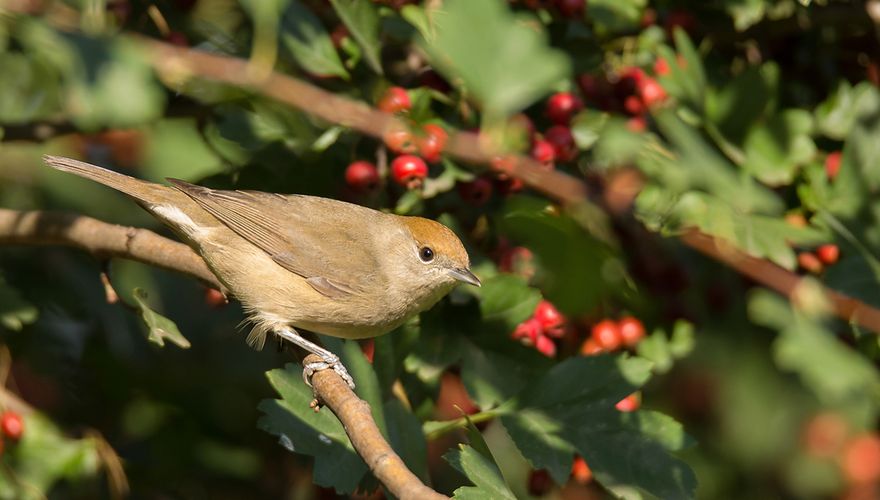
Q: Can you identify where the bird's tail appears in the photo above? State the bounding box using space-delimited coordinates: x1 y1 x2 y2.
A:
43 155 174 205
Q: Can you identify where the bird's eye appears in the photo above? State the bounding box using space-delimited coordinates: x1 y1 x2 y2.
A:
419 246 435 262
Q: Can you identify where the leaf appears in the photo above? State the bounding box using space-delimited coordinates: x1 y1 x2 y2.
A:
588 0 645 35
384 399 429 481
280 0 349 79
420 0 569 118
570 109 609 151
500 355 697 497
814 81 878 140
257 363 368 493
706 62 779 145
0 275 38 331
444 444 517 500
461 346 536 408
475 274 541 332
743 109 816 186
132 288 190 348
329 0 383 74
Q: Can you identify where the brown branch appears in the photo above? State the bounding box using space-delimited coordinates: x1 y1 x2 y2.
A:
304 354 448 500
0 208 222 290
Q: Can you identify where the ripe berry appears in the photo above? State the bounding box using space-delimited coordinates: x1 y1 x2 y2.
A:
545 92 583 125
495 174 525 196
803 412 849 458
617 67 646 96
361 339 375 363
627 116 647 132
534 300 565 338
553 0 586 18
390 155 428 188
797 252 823 274
591 319 622 351
544 125 577 162
203 288 228 308
345 161 380 192
638 78 667 108
527 469 553 496
816 244 840 266
1 411 24 441
841 433 880 484
457 177 493 206
571 456 592 484
654 57 670 76
417 124 448 163
618 316 646 347
615 392 641 412
531 139 556 166
580 338 604 356
825 151 842 180
623 95 645 116
512 317 543 346
377 86 411 114
535 334 557 357
383 127 417 154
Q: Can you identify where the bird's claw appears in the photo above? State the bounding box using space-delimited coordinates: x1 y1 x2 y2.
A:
302 354 356 391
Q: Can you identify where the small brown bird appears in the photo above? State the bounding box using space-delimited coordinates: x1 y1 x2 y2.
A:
44 156 480 387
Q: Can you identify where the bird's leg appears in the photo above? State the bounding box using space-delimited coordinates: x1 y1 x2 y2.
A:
274 327 356 390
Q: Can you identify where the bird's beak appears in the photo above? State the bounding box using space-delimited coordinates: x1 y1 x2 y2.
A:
448 267 481 287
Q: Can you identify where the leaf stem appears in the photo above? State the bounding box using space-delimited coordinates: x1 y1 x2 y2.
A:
424 409 502 440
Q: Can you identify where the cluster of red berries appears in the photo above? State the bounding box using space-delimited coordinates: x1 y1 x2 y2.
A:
525 92 579 170
580 316 646 355
0 410 24 453
802 413 880 489
796 244 840 275
512 300 566 357
578 64 668 132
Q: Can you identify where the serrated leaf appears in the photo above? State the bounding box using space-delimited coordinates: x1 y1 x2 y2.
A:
329 0 382 74
132 288 190 348
444 444 517 500
475 274 541 332
384 399 429 482
280 0 349 79
420 0 569 118
461 347 535 408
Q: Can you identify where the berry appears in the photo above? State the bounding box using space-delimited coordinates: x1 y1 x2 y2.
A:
553 0 586 18
535 334 557 357
618 316 646 347
383 127 417 154
545 92 583 125
345 161 380 192
826 151 842 180
627 116 647 132
654 57 670 76
203 288 228 308
816 244 840 266
457 177 493 206
841 433 880 484
495 174 525 196
623 95 645 116
571 456 592 484
417 124 448 163
534 300 565 338
361 339 375 363
617 67 646 96
591 319 622 351
615 393 641 412
527 469 553 496
797 252 823 274
531 139 556 166
803 412 849 458
499 246 535 278
377 86 411 114
638 78 667 108
544 125 577 162
0 411 24 441
580 338 604 356
390 155 428 188
512 317 543 345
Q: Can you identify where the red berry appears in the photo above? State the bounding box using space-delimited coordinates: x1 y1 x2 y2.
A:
531 139 556 166
615 392 641 412
377 86 411 114
618 316 645 347
623 95 645 116
383 127 417 154
1 411 24 440
361 339 375 363
512 317 543 346
495 174 525 196
803 412 849 458
534 300 565 338
535 334 557 357
553 0 586 18
499 246 535 277
638 78 667 108
825 151 842 180
545 92 583 125
390 155 428 188
571 456 592 484
203 288 228 308
816 244 840 266
841 433 880 484
528 469 553 496
591 320 622 351
797 252 823 274
457 177 493 206
654 57 670 76
617 67 646 95
544 125 577 162
627 116 647 132
579 338 604 356
345 161 380 192
417 124 448 163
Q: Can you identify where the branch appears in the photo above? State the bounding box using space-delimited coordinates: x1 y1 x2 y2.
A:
304 354 448 500
0 208 222 290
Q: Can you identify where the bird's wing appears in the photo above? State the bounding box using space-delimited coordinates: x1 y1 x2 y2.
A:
167 179 383 298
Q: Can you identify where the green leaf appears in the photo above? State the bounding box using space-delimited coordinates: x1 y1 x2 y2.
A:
444 444 517 500
384 399 429 482
814 81 878 140
280 0 349 79
475 274 541 333
743 109 816 186
257 363 368 493
461 347 536 408
570 109 609 151
706 62 779 145
420 0 569 118
588 0 645 35
0 275 38 331
329 0 383 74
131 288 190 348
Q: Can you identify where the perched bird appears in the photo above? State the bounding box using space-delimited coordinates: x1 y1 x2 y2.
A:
44 156 480 387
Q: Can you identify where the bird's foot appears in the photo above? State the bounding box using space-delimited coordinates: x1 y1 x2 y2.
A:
301 353 356 390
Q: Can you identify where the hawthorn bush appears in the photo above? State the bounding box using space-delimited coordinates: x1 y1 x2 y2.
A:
1 0 879 498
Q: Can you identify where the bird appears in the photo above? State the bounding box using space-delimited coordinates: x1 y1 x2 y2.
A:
44 155 481 388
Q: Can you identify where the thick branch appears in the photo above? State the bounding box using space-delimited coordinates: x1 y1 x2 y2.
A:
0 208 222 290
304 354 447 500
